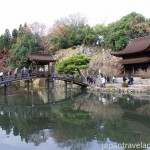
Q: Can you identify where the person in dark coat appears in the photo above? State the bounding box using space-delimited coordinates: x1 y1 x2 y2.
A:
28 68 32 77
123 76 127 82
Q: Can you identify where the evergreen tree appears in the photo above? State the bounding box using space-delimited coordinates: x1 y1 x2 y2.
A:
8 33 42 68
55 55 91 78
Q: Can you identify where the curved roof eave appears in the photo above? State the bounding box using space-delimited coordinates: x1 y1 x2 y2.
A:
110 36 150 57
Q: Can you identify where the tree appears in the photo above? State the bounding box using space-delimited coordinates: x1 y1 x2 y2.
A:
11 29 18 45
29 22 47 36
68 13 88 27
93 24 106 46
55 55 91 78
0 29 11 50
49 13 90 49
103 12 150 51
8 33 42 68
18 23 31 37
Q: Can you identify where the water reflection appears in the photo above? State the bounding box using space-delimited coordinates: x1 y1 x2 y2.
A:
0 86 150 150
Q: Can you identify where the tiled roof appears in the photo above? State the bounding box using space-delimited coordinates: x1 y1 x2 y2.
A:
28 53 56 62
119 57 150 65
110 36 150 56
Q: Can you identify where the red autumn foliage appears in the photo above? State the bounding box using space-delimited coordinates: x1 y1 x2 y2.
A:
2 48 9 55
0 53 3 59
0 48 10 69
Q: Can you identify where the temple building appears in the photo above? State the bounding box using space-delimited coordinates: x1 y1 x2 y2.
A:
110 36 150 75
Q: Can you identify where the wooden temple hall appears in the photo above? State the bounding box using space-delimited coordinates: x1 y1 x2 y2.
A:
26 52 57 76
110 36 150 75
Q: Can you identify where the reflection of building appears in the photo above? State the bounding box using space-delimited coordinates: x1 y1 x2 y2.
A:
110 36 150 75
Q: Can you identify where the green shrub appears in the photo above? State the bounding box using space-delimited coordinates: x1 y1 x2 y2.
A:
122 82 128 87
100 84 103 88
72 46 76 49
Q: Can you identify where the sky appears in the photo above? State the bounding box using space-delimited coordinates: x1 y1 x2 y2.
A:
0 0 150 35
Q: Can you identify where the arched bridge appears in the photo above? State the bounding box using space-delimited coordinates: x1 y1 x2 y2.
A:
0 73 89 88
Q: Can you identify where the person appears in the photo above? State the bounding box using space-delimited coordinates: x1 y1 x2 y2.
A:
23 67 26 76
93 77 96 84
87 76 90 83
130 76 134 84
128 75 131 84
28 67 32 77
21 67 24 77
39 67 43 72
0 72 4 81
101 77 106 87
90 76 93 84
112 76 116 83
128 76 134 85
106 76 110 83
8 70 12 78
39 67 44 76
123 76 127 82
88 76 93 84
14 68 18 79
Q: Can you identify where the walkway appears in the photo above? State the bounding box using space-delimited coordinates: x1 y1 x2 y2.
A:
88 77 150 93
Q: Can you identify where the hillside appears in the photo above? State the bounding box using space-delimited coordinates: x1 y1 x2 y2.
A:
54 45 121 77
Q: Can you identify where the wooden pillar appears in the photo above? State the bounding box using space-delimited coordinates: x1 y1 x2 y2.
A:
48 63 50 76
27 80 30 92
51 62 56 75
123 67 125 76
31 90 34 107
43 65 45 76
36 64 38 76
70 81 73 100
65 81 67 89
70 90 73 100
7 82 10 94
47 79 50 92
132 66 134 75
4 92 8 104
52 79 54 91
4 84 7 94
70 81 73 90
4 84 8 104
31 79 34 92
65 81 67 97
47 89 50 102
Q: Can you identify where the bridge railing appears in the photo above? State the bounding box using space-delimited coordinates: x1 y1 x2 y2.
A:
0 72 88 85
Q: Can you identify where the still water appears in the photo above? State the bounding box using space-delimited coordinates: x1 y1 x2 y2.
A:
0 85 150 150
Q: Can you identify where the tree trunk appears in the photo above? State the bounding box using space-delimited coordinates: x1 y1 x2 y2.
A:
77 69 86 80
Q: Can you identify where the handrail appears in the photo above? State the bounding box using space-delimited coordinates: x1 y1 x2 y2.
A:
0 73 88 86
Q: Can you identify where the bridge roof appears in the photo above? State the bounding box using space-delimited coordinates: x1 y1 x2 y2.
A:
26 52 56 65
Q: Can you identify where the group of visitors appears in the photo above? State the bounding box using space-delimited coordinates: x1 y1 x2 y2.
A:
101 75 117 87
86 75 117 87
123 75 134 85
87 76 96 84
0 67 32 81
21 67 32 77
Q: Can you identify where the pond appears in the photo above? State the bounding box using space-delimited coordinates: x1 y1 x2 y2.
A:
0 85 150 150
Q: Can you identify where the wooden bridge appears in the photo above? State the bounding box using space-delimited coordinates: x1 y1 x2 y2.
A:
0 52 89 91
0 73 88 88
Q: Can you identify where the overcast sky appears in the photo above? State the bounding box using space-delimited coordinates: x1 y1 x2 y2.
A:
0 0 150 35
